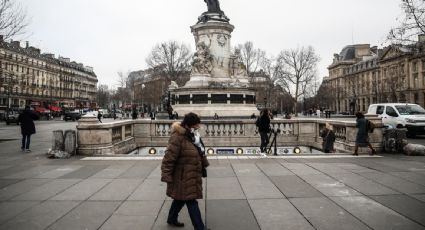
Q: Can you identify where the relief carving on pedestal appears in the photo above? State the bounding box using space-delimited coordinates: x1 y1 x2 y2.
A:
217 34 227 47
192 41 214 75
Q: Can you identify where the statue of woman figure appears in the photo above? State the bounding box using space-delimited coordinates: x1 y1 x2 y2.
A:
204 0 222 13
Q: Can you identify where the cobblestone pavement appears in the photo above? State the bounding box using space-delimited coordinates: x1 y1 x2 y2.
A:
0 121 425 229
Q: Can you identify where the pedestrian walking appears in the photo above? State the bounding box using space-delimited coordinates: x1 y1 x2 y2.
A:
256 108 271 153
132 108 138 120
18 106 38 152
353 112 377 156
316 108 321 118
97 112 102 123
320 123 336 153
161 112 209 230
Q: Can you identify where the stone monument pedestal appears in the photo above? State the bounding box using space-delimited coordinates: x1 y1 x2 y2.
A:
170 87 258 117
169 11 258 118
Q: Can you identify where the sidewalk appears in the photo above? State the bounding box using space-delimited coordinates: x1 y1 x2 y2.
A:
0 133 425 229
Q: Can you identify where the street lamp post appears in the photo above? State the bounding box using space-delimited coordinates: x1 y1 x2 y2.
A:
141 84 145 113
5 74 11 120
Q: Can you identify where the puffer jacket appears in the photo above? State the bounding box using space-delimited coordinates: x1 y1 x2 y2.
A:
161 122 209 200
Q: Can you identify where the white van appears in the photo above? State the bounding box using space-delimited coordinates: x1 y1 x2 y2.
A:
367 103 425 136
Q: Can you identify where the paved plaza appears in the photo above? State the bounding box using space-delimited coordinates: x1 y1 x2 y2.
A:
0 121 425 229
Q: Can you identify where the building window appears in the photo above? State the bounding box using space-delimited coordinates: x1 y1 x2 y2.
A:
413 62 418 72
414 74 419 88
415 93 419 104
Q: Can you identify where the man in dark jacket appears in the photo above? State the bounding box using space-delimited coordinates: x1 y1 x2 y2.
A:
18 106 38 152
256 108 271 153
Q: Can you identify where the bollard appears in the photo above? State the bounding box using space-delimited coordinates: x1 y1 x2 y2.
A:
52 130 64 151
64 130 77 156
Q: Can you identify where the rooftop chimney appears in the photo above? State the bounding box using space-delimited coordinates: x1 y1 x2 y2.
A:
11 40 20 48
25 41 29 48
419 34 425 43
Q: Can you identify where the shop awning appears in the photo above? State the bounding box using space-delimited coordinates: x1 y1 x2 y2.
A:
49 106 62 112
35 107 50 113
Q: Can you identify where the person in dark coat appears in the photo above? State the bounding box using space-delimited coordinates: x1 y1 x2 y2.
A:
256 108 271 153
18 106 38 152
97 112 102 123
320 123 336 153
161 113 209 230
353 112 376 156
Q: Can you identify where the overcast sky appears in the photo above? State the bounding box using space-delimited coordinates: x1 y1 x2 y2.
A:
17 0 401 88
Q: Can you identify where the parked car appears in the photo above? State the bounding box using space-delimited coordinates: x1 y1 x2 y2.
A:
5 111 20 125
63 111 82 121
367 103 425 137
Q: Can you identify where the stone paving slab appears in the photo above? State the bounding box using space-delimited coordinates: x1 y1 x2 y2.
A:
0 179 21 189
370 195 425 226
358 172 425 194
256 162 295 176
327 172 400 196
270 175 324 198
34 165 83 179
50 179 111 201
12 179 81 201
46 201 120 230
90 179 143 201
232 163 263 177
0 201 81 230
117 164 157 179
290 197 371 230
127 178 167 201
206 199 260 230
59 165 109 179
237 175 285 199
412 194 425 203
298 174 362 197
0 179 51 200
89 164 134 179
114 200 164 216
207 177 246 200
0 201 39 224
248 199 315 230
281 163 322 175
330 196 425 230
207 165 236 177
389 171 425 187
99 215 155 230
2 166 59 179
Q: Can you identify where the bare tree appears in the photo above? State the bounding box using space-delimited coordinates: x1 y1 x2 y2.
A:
146 41 192 84
0 0 29 40
96 84 111 109
274 46 320 116
114 71 131 107
388 0 425 43
236 41 267 77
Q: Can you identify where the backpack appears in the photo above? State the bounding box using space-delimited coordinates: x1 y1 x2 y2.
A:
367 119 375 133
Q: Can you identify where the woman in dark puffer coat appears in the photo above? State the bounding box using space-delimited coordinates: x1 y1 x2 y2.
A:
161 112 209 230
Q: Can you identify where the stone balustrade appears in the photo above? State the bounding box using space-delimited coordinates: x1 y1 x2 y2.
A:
76 115 383 155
